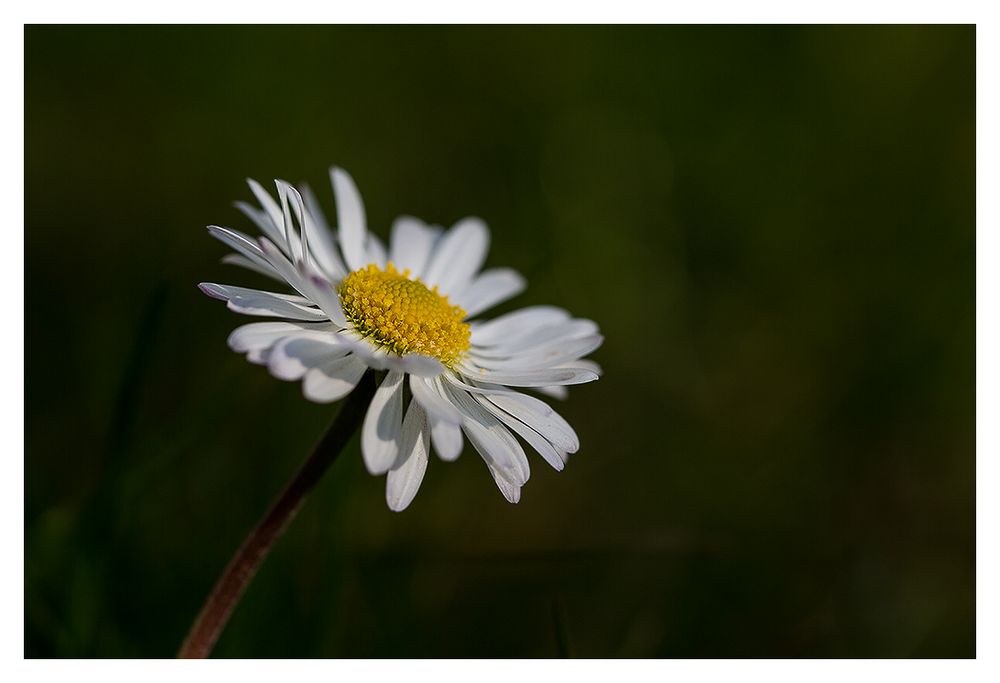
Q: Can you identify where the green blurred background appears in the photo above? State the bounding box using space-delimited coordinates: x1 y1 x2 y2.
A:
25 26 974 657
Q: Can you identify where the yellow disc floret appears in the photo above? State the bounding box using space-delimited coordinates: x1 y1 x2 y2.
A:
338 263 471 366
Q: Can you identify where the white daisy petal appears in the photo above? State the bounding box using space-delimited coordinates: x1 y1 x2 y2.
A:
386 400 429 512
298 183 332 234
408 375 464 461
472 319 600 356
422 217 489 295
487 464 521 504
277 180 308 262
483 391 580 454
389 216 439 277
361 370 405 475
302 355 367 403
470 334 604 371
246 347 271 365
429 416 463 462
283 190 304 258
366 233 388 268
455 268 526 318
459 364 599 388
221 253 284 282
536 385 569 401
298 182 349 281
221 295 323 321
256 238 347 328
227 321 337 353
394 354 446 377
331 167 368 272
303 272 348 327
474 393 565 471
256 237 312 297
469 306 572 346
200 283 315 306
199 283 328 321
207 225 281 279
570 359 603 376
329 331 444 377
409 375 462 424
441 381 530 487
441 374 579 453
233 200 284 247
268 336 350 381
245 178 287 247
333 334 396 372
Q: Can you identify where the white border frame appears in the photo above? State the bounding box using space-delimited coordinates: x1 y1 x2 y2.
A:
6 5 991 680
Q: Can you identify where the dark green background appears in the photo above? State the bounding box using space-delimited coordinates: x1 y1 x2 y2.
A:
25 26 974 657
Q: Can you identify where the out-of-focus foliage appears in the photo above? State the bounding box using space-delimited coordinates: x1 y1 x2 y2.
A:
25 25 973 657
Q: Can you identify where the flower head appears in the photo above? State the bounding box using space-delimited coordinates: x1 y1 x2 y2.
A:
200 167 602 510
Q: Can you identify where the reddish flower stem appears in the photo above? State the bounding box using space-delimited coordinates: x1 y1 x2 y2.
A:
177 373 376 658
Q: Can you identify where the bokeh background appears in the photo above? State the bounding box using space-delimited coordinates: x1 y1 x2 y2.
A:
25 25 974 657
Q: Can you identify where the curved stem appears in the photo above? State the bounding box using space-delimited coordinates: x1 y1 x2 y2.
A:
178 372 376 658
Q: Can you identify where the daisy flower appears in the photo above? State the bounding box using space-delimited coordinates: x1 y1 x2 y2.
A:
200 167 602 510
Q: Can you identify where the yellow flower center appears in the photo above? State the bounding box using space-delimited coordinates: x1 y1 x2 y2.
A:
338 263 470 366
